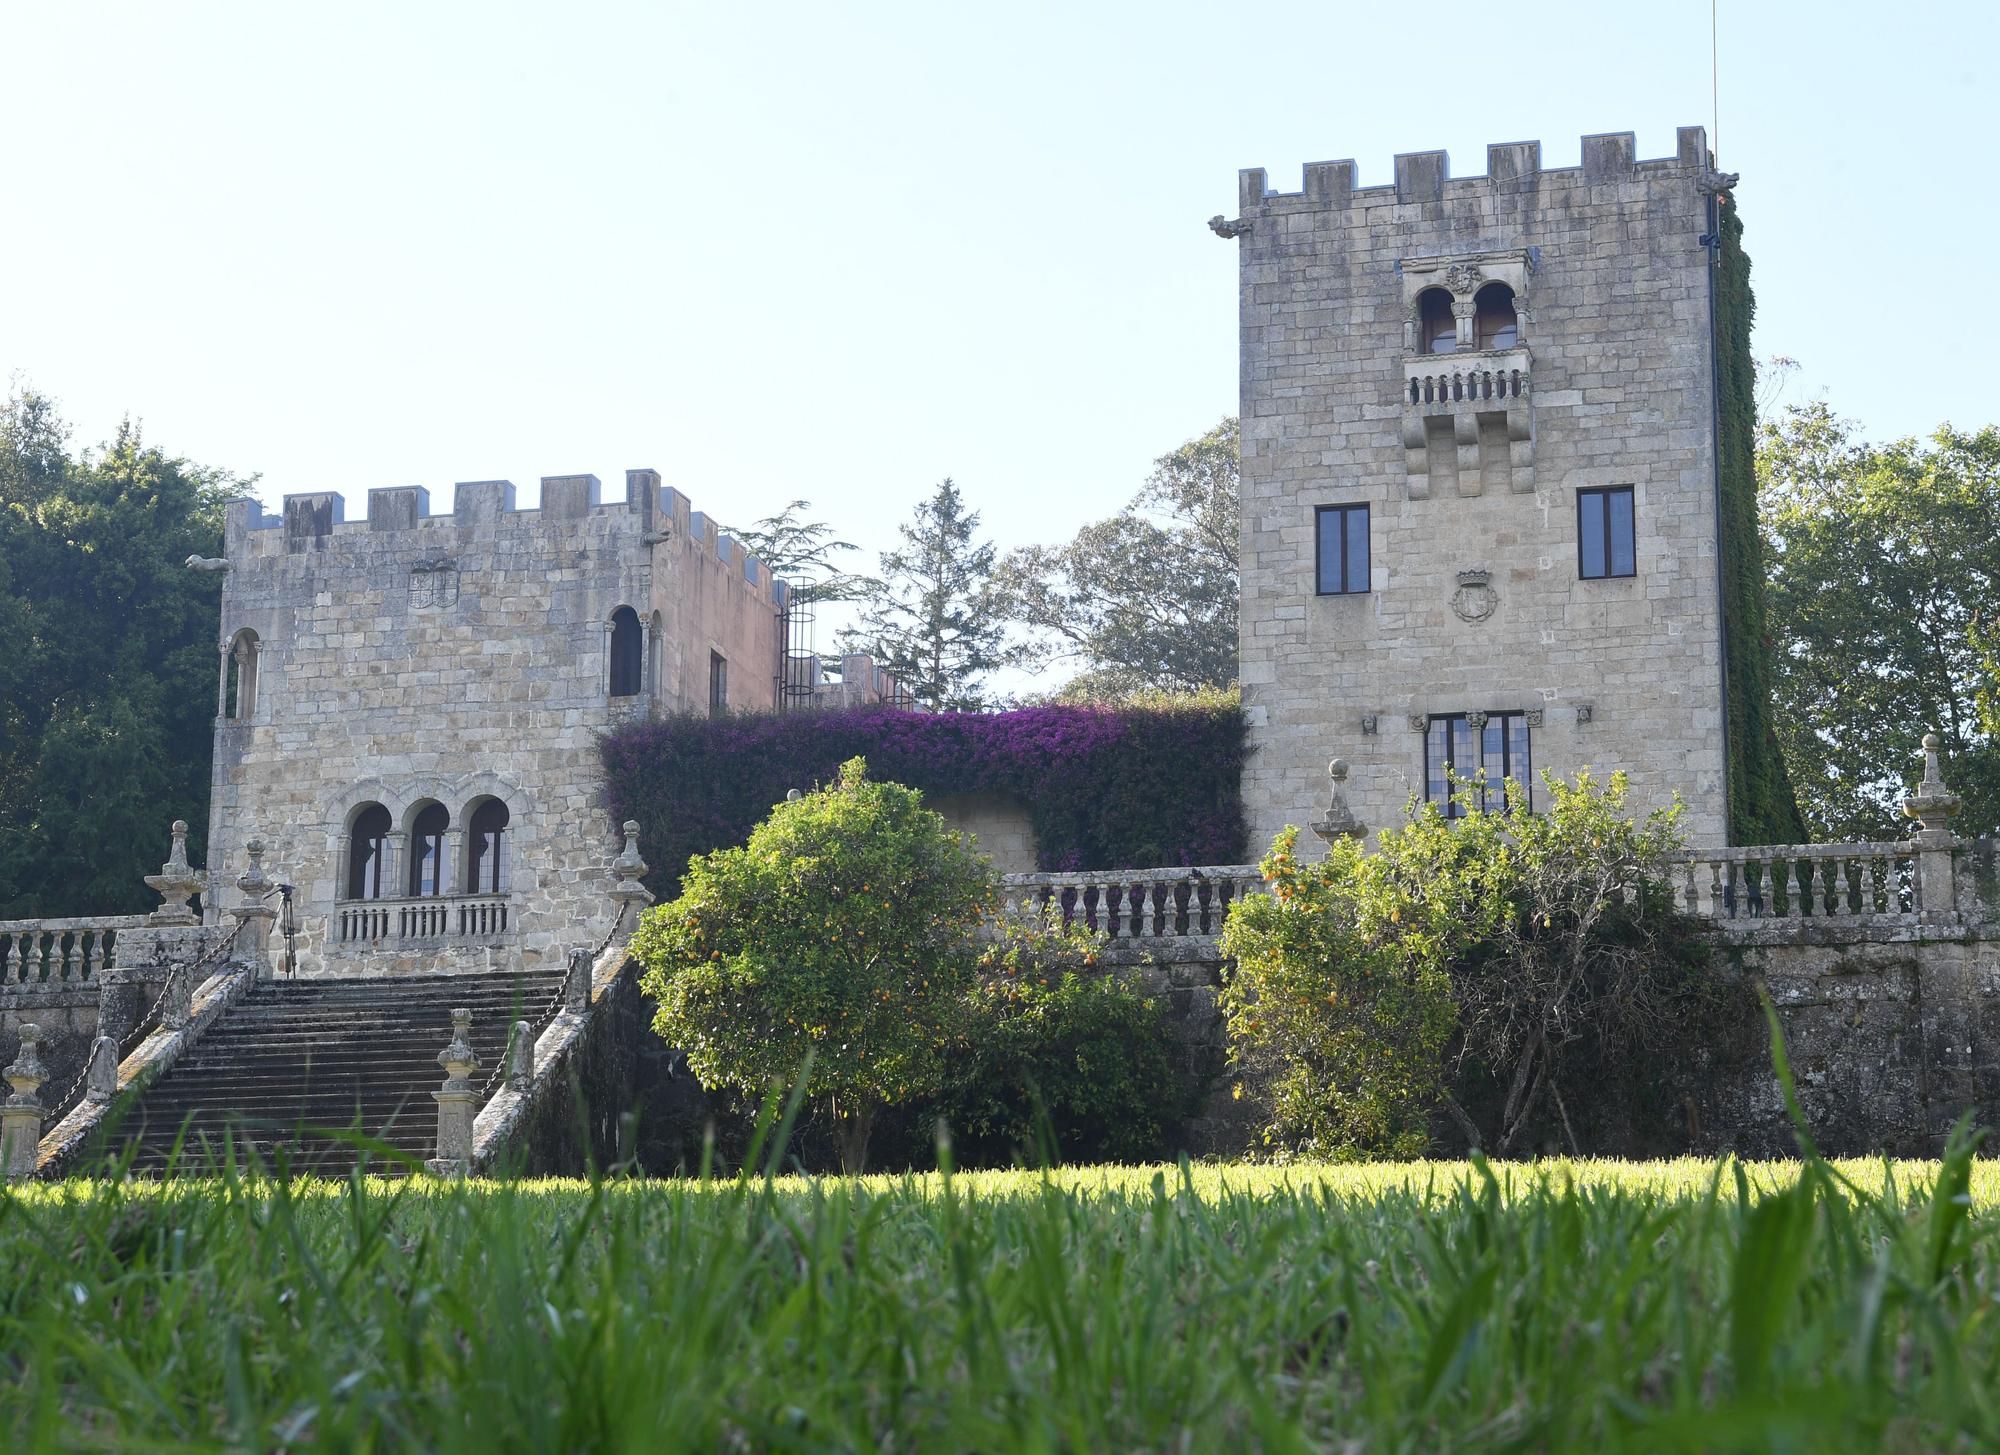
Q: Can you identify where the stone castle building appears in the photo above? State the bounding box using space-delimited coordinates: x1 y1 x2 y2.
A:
1227 126 1741 848
204 473 901 977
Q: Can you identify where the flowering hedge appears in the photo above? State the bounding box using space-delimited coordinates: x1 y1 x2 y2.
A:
601 697 1248 893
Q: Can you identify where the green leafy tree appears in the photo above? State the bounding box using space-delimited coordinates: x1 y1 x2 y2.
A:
725 498 873 606
845 478 1007 711
1222 773 1729 1158
926 911 1192 1166
1759 401 2000 838
997 417 1238 696
0 389 244 916
631 758 993 1172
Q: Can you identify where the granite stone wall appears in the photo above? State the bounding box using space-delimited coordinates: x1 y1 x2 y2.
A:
1231 127 1730 848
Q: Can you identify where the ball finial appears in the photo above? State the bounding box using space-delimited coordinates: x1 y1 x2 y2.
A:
1923 732 1942 753
1328 758 1349 783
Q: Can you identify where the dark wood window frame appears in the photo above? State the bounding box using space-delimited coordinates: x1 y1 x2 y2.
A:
1314 503 1371 596
1577 485 1637 580
1423 711 1534 818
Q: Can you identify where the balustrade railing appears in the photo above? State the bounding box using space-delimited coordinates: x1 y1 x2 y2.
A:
0 916 150 989
997 866 1265 941
336 894 512 947
1664 844 1920 927
1405 348 1530 408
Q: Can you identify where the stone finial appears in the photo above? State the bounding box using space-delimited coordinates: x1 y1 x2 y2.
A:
85 1035 120 1103
1310 758 1366 846
1903 732 1962 835
438 1008 478 1084
144 821 202 925
233 839 279 979
786 788 803 801
506 1019 533 1093
2 1025 48 1181
610 821 653 910
428 1008 480 1178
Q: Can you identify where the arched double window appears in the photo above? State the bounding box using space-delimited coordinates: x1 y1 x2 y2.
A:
407 801 449 897
346 803 391 900
1474 282 1518 350
224 628 260 722
465 798 510 894
609 607 643 697
1417 287 1457 354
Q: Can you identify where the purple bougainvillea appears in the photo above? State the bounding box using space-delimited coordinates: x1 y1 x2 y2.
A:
601 702 1248 894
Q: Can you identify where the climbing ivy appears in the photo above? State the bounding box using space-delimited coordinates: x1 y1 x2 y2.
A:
1714 194 1806 845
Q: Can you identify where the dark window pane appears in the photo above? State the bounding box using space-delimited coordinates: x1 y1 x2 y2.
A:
1509 715 1532 809
1426 718 1449 804
1579 492 1607 578
1317 511 1341 592
1345 507 1369 593
1610 488 1636 576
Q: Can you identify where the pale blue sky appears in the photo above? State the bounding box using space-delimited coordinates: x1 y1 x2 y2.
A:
2 1 1991 668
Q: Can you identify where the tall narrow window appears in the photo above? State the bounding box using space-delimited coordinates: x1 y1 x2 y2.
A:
408 802 448 897
1578 485 1637 579
465 798 510 894
1424 712 1534 817
224 629 260 722
609 607 643 697
346 803 391 901
709 651 728 716
1315 504 1370 595
1417 287 1456 354
1473 282 1517 350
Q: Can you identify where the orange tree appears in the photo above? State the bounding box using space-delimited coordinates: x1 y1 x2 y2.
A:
631 757 993 1173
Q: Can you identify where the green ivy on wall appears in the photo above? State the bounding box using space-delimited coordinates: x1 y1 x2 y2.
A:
1714 193 1806 845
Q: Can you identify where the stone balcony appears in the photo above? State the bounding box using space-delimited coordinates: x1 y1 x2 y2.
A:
1400 345 1534 497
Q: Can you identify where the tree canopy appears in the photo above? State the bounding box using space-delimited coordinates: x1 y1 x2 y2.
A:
0 389 243 916
996 417 1238 698
1759 401 2000 839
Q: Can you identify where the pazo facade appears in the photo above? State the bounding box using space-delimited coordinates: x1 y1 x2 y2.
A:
204 473 798 977
1224 126 1734 848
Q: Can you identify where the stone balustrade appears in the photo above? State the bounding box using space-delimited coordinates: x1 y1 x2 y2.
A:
998 866 1266 942
1664 844 1921 928
0 917 150 990
335 893 512 947
1404 348 1529 407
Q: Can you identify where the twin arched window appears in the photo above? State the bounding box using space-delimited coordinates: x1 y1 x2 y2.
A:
1414 282 1519 354
342 796 514 900
223 629 260 722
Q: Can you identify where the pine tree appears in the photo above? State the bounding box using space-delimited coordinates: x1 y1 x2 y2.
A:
846 479 1007 711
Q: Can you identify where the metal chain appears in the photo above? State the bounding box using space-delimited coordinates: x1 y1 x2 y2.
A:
474 903 631 1100
38 927 236 1126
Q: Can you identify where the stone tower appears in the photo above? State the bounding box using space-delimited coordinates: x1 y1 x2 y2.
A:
1227 127 1735 849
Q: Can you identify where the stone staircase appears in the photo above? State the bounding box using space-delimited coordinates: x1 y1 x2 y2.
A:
107 968 567 1176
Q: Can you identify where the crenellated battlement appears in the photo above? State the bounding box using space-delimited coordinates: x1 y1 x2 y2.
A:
222 470 791 611
1235 126 1713 217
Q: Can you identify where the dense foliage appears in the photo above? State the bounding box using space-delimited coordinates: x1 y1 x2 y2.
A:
631 759 993 1171
601 690 1247 892
996 417 1238 697
1221 772 1741 1159
0 390 243 916
1760 400 2000 839
923 912 1191 1167
1714 195 1807 845
9 1137 2000 1448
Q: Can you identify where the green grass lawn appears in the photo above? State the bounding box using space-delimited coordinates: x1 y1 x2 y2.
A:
5 1138 1999 1451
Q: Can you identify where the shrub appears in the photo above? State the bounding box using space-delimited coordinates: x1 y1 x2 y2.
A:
600 691 1247 895
631 757 992 1173
926 913 1190 1167
1221 771 1738 1159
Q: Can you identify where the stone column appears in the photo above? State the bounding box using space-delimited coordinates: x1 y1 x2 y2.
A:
443 829 465 898
1903 732 1962 928
2 1024 47 1182
384 831 408 900
84 1035 120 1104
428 1008 479 1178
